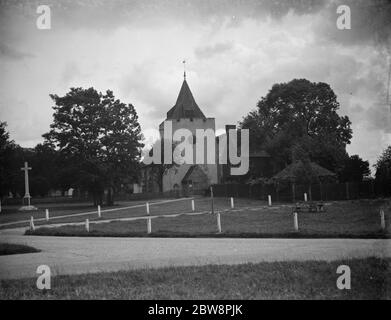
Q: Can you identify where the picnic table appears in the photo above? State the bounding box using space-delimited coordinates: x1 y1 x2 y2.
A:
293 201 325 213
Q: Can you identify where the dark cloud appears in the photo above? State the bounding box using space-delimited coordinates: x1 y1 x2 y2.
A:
1 0 389 52
0 0 327 31
0 42 34 60
195 42 234 59
0 0 389 161
314 0 391 53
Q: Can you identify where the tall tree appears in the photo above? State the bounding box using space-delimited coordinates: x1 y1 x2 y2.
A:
4 145 62 198
374 146 391 195
43 87 143 205
0 122 17 198
240 79 352 174
29 144 61 197
339 155 370 182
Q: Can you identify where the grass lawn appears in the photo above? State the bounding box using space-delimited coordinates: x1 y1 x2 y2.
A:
26 199 391 238
0 199 163 228
0 257 389 299
1 197 232 229
0 243 40 256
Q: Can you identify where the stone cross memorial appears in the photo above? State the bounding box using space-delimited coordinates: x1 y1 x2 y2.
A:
19 161 37 211
21 162 31 205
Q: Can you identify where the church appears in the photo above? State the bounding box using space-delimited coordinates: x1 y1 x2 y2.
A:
138 72 222 196
159 76 219 193
137 72 272 196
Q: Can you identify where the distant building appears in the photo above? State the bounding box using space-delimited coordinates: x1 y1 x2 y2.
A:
217 126 273 183
139 75 217 195
138 74 271 195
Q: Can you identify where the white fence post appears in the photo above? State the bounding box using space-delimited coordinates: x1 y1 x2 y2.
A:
230 197 234 209
217 212 222 233
97 205 101 218
268 195 272 206
30 216 35 231
191 199 195 212
380 209 386 230
146 202 150 215
293 212 299 231
147 217 152 234
85 219 90 232
45 209 49 221
304 193 308 202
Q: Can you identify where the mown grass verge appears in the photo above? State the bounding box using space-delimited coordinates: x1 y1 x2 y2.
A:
0 257 389 299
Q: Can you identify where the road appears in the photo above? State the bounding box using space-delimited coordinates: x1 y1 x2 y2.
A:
0 228 390 279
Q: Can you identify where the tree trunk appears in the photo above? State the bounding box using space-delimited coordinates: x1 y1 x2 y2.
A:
106 187 114 206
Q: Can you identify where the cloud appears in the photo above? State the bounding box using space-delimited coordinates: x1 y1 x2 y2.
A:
365 102 391 134
1 0 389 52
60 61 83 86
0 0 328 32
0 0 389 167
0 98 48 146
0 42 34 60
195 42 234 59
313 0 391 52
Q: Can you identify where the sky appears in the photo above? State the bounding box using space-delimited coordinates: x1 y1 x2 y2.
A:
0 0 390 169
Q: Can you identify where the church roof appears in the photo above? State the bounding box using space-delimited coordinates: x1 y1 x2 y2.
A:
166 80 206 120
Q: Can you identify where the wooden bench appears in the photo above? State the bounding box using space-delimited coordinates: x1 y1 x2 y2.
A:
293 201 325 213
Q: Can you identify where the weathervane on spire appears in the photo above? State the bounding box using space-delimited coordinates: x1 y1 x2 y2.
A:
182 59 186 80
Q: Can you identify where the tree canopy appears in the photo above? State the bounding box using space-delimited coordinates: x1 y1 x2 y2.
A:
43 87 143 205
240 79 353 175
374 146 391 195
0 122 18 198
339 155 370 183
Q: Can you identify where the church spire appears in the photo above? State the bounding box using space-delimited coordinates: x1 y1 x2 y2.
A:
183 60 186 80
165 69 206 120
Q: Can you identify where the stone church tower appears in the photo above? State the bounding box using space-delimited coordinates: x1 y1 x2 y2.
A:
159 76 218 194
